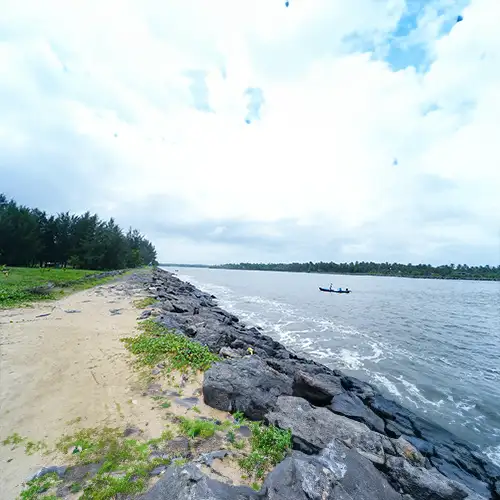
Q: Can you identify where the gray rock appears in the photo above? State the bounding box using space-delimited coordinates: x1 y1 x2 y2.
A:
175 397 199 409
265 396 385 464
237 425 252 438
197 450 229 467
262 439 402 500
27 465 67 481
165 437 189 455
138 310 152 320
385 456 474 500
64 309 81 314
219 347 241 358
140 463 258 499
123 426 142 437
293 370 344 406
330 392 385 433
150 465 168 476
109 308 122 315
203 357 293 420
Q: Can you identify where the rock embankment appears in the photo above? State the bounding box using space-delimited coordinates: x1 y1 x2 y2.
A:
144 268 499 500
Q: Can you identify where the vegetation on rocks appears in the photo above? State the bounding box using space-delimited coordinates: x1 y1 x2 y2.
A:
133 296 157 308
20 472 61 500
121 319 219 372
179 417 218 439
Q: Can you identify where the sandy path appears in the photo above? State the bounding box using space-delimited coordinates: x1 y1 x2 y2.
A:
0 275 168 498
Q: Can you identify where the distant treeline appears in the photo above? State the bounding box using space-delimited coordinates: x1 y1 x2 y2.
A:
214 261 500 281
0 193 157 270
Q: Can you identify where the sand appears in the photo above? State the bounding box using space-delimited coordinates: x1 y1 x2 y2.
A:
0 274 245 499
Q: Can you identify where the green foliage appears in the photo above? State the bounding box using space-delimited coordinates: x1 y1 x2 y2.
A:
1 432 47 455
239 422 291 480
51 426 171 500
121 319 219 372
133 297 156 308
0 267 119 308
179 417 218 439
20 472 61 500
216 261 500 281
0 193 157 271
160 401 171 409
2 432 25 446
191 406 201 414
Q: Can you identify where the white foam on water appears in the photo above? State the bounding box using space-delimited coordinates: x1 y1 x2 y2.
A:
397 376 445 408
373 374 402 398
484 444 500 467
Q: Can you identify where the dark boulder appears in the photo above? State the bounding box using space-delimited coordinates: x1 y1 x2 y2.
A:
203 357 293 420
330 392 385 433
262 439 402 500
292 370 344 406
140 463 258 499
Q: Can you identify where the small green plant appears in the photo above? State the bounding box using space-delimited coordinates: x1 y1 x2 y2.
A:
227 430 235 443
70 482 82 493
191 406 201 414
160 401 171 409
121 319 219 372
238 422 291 480
2 432 25 446
173 458 188 466
133 297 156 309
25 439 48 455
233 439 246 450
251 482 261 491
20 472 61 500
179 417 217 439
233 411 245 423
1 433 47 455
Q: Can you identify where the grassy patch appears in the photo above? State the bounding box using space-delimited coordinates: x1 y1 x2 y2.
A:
0 267 123 309
20 472 61 500
179 417 218 439
1 433 48 455
238 422 291 481
49 426 172 499
121 319 219 372
133 297 156 309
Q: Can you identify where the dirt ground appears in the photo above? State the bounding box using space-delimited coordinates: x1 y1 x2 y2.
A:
0 276 243 499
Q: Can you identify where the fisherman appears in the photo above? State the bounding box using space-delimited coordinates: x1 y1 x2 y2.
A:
329 283 333 291
346 287 350 293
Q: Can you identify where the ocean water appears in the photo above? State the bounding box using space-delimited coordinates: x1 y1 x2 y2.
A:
162 267 500 464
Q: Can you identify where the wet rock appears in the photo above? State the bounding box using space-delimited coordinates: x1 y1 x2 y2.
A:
203 357 293 420
330 392 385 433
140 463 258 499
341 375 376 400
262 439 402 500
150 465 168 476
385 456 477 500
293 370 344 406
27 465 67 481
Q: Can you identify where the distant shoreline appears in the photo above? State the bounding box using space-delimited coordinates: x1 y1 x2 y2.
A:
208 267 500 282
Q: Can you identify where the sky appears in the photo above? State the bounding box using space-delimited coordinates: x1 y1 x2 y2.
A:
1 0 499 265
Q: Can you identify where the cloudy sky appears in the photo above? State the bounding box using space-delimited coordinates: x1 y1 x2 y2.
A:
1 0 499 265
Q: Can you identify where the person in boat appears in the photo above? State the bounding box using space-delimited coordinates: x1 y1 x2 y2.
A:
329 283 333 291
346 287 349 292
338 287 342 292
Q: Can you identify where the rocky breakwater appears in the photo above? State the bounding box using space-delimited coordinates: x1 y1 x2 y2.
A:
144 268 500 500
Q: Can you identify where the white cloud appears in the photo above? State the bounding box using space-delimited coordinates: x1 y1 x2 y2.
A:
1 0 499 264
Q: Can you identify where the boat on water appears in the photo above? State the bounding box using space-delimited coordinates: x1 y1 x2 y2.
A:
319 287 351 294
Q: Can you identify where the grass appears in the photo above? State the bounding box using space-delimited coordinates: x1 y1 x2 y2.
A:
238 422 292 481
2 433 48 455
121 319 219 373
20 472 61 500
133 297 156 309
0 267 123 309
50 426 173 499
179 417 218 439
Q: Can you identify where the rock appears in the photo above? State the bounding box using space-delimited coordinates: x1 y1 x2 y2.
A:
175 397 199 409
236 425 252 438
138 310 152 320
109 308 122 315
150 465 168 476
219 347 241 358
203 357 293 420
330 392 385 433
405 436 435 457
165 437 189 455
123 426 142 437
385 456 474 500
261 439 402 500
392 437 426 467
293 370 344 406
265 396 385 464
494 480 499 496
27 465 67 481
151 367 161 375
146 383 163 395
64 309 81 314
341 375 376 400
140 463 258 499
196 450 229 466
36 313 51 318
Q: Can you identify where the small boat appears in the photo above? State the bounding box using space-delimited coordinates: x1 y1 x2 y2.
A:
319 287 351 294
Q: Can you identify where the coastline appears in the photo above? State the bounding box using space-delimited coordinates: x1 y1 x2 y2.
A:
150 267 499 499
1 268 498 499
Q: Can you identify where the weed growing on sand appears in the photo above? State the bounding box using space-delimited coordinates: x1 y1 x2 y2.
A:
121 319 219 372
239 422 292 481
179 417 218 439
50 426 172 499
133 297 156 308
160 401 171 409
1 433 48 455
20 472 61 500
